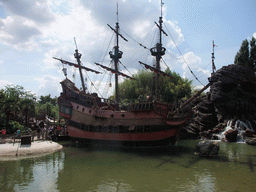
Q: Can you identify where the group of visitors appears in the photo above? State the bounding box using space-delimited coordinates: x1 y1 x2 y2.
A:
0 122 66 143
31 122 65 141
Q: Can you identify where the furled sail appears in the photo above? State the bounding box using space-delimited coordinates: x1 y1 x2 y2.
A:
139 61 172 79
95 62 135 80
53 57 101 74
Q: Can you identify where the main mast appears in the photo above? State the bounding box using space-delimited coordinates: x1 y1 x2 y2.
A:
74 38 86 93
150 0 166 100
109 22 122 104
108 3 127 105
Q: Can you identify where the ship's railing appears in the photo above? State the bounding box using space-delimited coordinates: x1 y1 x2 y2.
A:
153 100 193 121
128 102 154 111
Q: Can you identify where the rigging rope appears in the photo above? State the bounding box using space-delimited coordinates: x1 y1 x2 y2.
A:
163 23 205 86
119 61 133 77
121 29 150 50
83 70 104 98
90 32 115 93
195 61 211 77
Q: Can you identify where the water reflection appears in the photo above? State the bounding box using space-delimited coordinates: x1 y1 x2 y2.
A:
0 151 65 192
1 140 256 191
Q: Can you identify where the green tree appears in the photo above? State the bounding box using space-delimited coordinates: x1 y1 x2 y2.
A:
0 85 37 132
38 94 57 106
2 85 23 130
36 94 58 120
118 69 192 104
234 36 256 72
250 36 256 72
21 98 36 127
0 89 6 129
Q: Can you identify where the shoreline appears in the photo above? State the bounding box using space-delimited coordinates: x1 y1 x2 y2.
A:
0 139 63 161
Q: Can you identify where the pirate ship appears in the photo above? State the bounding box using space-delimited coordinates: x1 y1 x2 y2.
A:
54 2 210 148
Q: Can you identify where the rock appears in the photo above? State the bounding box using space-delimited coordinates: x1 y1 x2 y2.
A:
210 64 256 118
194 140 219 157
245 137 256 145
181 64 256 141
224 129 238 142
244 130 255 137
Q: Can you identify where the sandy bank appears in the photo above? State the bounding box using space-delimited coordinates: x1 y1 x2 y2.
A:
0 140 63 161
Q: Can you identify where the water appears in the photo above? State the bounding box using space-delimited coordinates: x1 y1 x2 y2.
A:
1 140 256 192
213 119 254 142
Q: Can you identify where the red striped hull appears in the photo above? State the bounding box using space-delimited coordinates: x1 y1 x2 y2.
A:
68 125 178 141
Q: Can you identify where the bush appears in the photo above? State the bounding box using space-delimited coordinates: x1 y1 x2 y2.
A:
8 121 31 135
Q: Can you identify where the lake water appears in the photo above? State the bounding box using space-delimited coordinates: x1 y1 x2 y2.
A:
1 140 256 192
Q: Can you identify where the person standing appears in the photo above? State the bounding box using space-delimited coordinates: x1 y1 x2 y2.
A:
0 129 6 135
14 129 21 143
42 126 47 140
36 125 41 140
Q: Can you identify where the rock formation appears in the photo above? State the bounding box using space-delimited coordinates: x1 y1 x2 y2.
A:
181 64 256 143
194 140 219 157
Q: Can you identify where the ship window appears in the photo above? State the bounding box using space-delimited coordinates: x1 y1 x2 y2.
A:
82 108 85 112
144 125 150 132
124 127 129 133
119 126 124 133
84 125 88 131
129 126 136 133
137 126 143 133
65 108 70 114
88 125 93 132
108 126 113 132
113 126 118 133
97 126 102 132
76 106 79 109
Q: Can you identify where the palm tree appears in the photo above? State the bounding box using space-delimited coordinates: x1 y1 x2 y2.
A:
21 98 36 127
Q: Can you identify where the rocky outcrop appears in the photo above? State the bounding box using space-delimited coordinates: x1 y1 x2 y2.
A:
180 93 219 139
210 64 256 120
181 64 256 141
224 129 238 142
194 140 219 157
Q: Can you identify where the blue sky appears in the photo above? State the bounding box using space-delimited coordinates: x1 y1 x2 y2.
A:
0 0 255 98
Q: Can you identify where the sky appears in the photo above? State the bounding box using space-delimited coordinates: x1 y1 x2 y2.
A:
0 0 255 98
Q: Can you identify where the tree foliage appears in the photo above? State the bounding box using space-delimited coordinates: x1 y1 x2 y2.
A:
234 36 256 72
118 68 192 104
0 85 59 133
36 94 58 118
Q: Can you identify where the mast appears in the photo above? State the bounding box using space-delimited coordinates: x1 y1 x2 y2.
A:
109 29 122 104
74 38 86 93
212 40 216 73
108 2 127 105
150 0 166 100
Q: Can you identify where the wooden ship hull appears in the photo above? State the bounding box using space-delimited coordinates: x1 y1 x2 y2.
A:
58 79 193 148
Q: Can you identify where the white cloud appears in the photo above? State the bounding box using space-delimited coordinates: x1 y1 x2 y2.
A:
0 0 55 50
41 39 59 48
133 20 152 38
0 0 199 97
178 51 202 78
196 67 211 77
253 32 256 38
164 20 185 48
0 15 41 49
2 0 55 24
36 75 62 97
0 79 13 89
